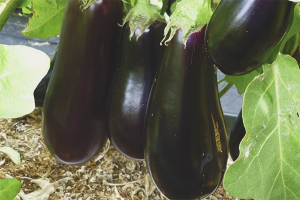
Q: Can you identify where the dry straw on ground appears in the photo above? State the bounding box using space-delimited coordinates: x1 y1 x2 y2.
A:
0 109 237 200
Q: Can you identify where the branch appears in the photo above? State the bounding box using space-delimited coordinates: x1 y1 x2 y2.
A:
0 0 22 32
219 83 233 98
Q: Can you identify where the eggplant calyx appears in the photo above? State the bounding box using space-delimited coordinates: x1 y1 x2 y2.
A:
80 0 96 11
122 0 166 41
161 0 212 47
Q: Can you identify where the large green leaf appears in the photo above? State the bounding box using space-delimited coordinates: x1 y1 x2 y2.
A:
22 0 67 39
18 0 32 8
231 69 261 95
0 44 50 118
0 179 22 200
224 54 300 200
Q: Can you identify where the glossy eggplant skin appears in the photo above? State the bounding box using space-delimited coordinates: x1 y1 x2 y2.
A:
107 22 166 160
228 109 245 161
145 28 228 199
34 53 55 107
42 0 123 165
205 0 295 75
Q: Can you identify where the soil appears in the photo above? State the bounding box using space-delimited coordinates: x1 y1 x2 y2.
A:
0 109 239 200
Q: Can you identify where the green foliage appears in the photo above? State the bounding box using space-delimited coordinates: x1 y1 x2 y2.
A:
268 4 300 63
229 69 261 95
131 0 138 6
45 0 57 7
0 0 5 3
18 0 32 8
0 44 50 118
170 0 182 14
224 54 300 200
22 6 32 14
282 32 300 55
0 179 22 200
22 0 67 39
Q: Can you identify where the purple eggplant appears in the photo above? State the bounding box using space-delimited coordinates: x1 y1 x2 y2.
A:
106 22 166 160
144 27 228 199
42 0 123 165
205 0 295 75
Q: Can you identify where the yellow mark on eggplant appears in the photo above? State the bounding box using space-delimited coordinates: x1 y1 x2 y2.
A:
212 114 222 153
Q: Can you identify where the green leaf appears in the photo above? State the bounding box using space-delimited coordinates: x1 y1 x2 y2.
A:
22 0 67 39
0 179 22 200
0 147 20 165
268 4 300 63
0 44 50 118
22 6 32 15
169 0 182 15
220 75 234 85
282 32 300 56
231 69 261 94
131 0 137 7
224 54 300 200
18 0 32 8
45 0 57 7
0 0 5 3
279 4 300 51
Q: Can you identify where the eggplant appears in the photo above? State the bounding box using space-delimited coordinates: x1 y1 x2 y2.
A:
228 109 246 161
205 0 295 75
42 0 123 165
144 27 228 199
34 53 55 107
106 22 165 160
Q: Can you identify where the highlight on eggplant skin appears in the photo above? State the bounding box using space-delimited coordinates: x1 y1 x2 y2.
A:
144 27 228 200
228 109 246 161
205 0 295 75
41 0 123 165
106 21 166 160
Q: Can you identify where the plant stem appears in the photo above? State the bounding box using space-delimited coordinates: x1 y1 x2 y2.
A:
219 83 233 98
136 0 151 6
217 77 226 84
160 0 169 15
0 0 22 32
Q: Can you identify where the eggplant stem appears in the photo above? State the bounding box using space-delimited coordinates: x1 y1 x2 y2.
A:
219 83 233 98
217 77 226 84
0 0 22 32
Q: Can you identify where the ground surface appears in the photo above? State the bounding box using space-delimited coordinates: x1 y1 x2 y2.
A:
0 109 243 200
